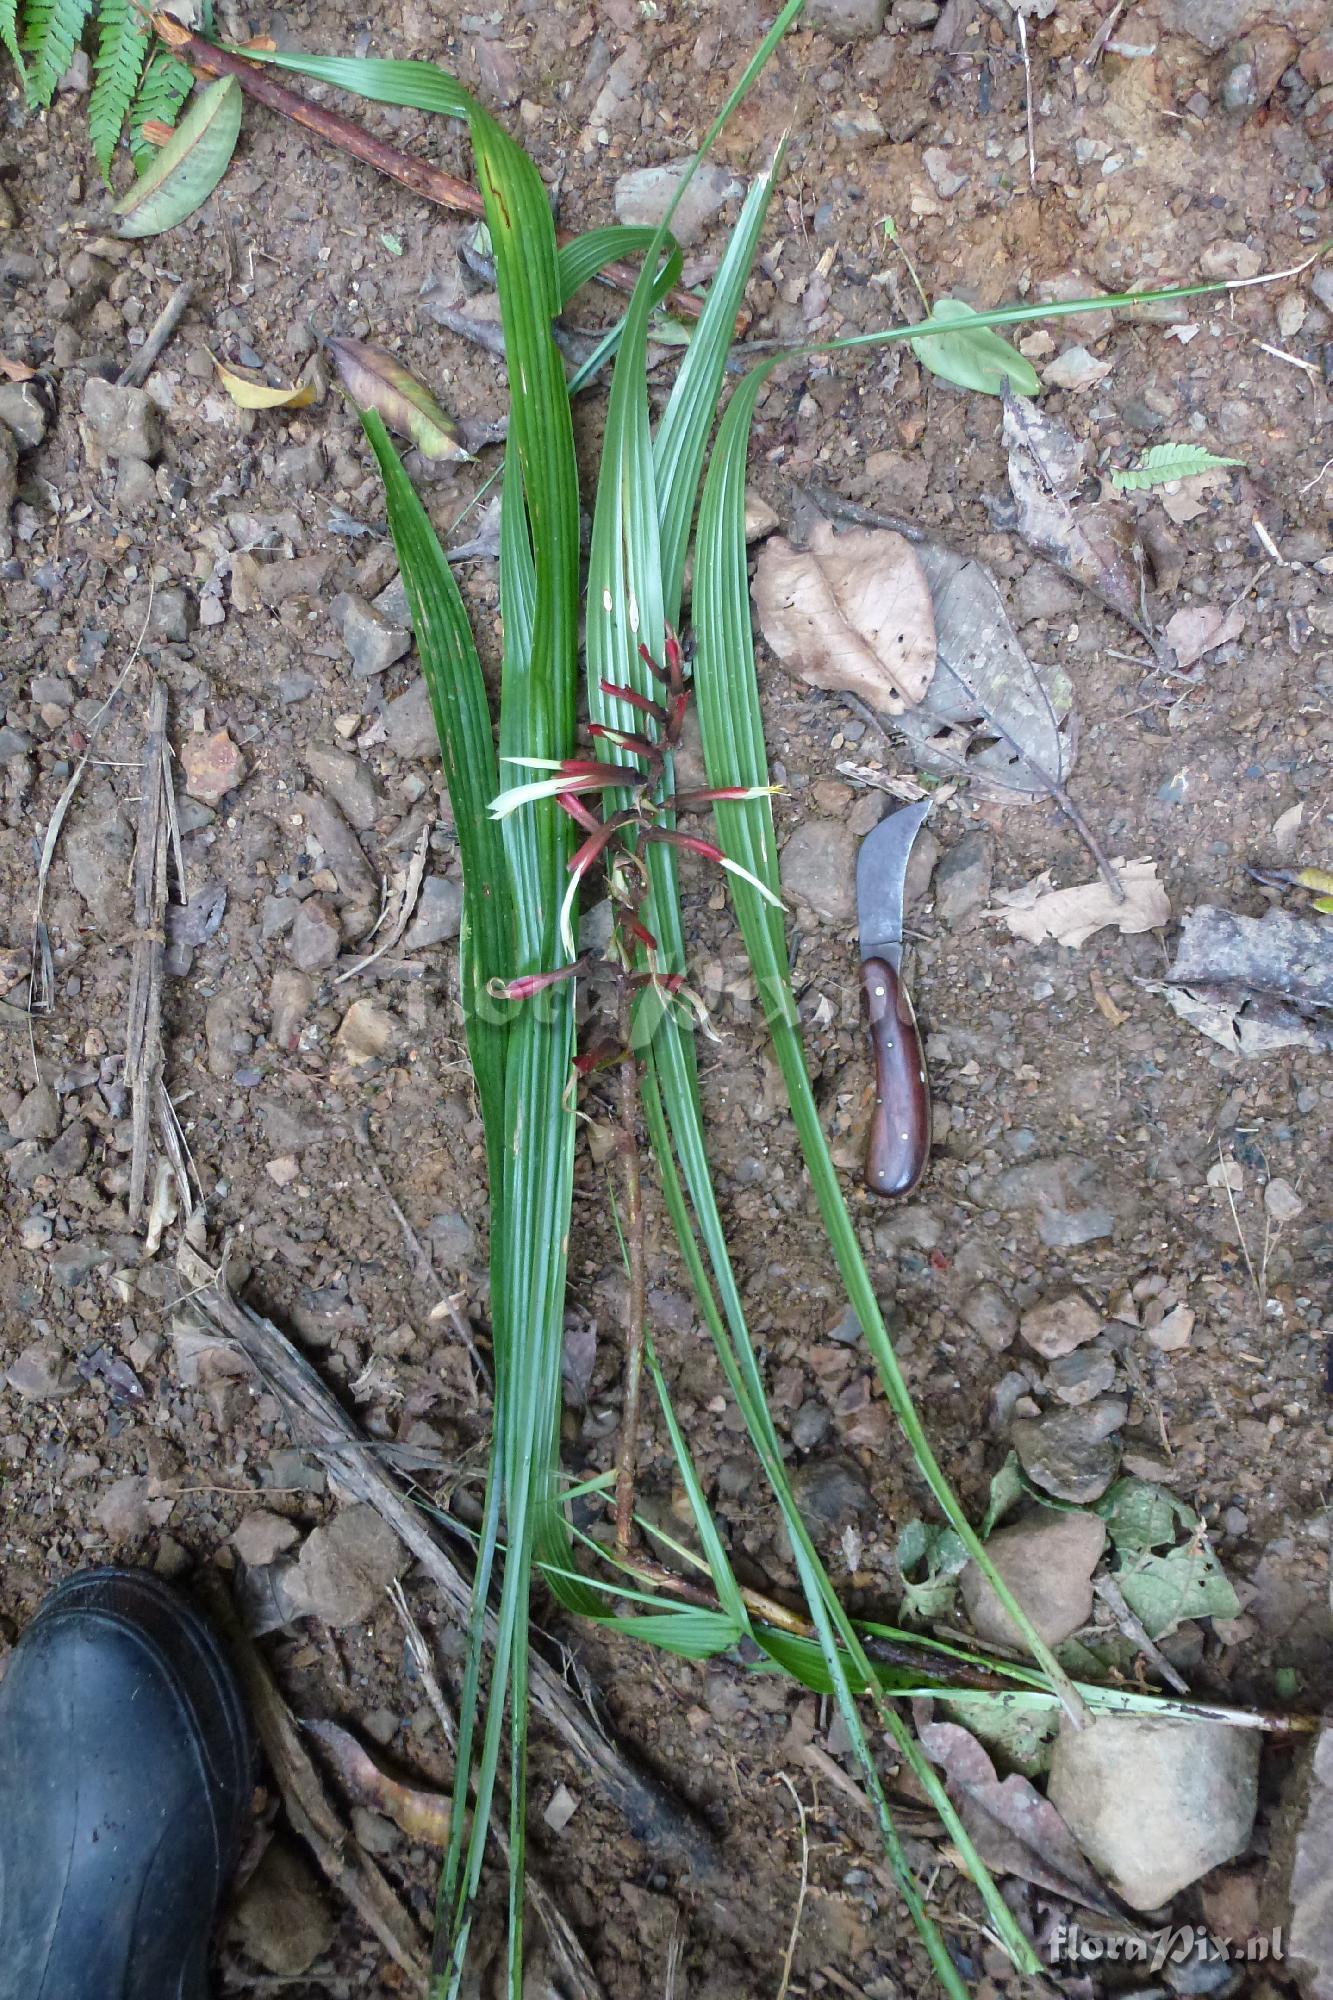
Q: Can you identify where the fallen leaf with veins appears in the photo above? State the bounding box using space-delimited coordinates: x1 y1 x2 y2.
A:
326 336 469 463
211 353 318 411
0 356 35 382
918 1716 1124 1916
751 522 936 716
1163 600 1245 671
991 858 1169 948
305 1719 451 1845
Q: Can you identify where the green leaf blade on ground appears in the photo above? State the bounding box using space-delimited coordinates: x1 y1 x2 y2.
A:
910 297 1041 397
112 72 241 236
1117 1540 1240 1638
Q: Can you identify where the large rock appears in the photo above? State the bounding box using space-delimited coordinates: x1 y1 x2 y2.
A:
1048 1714 1260 1910
804 0 889 36
1288 1721 1333 1998
1011 1396 1125 1502
961 1510 1105 1650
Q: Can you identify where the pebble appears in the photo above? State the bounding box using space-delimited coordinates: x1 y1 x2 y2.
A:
231 1511 301 1567
1147 1303 1195 1352
384 680 438 761
961 1509 1106 1649
803 0 887 33
230 1839 335 1977
403 875 463 950
1019 1291 1103 1359
49 1238 109 1289
19 1214 52 1251
181 730 246 807
283 1504 409 1627
5 1338 77 1400
31 1120 90 1182
288 899 341 973
959 1282 1017 1354
65 803 133 916
427 1211 478 1269
81 378 159 461
791 1401 832 1450
872 1205 942 1256
335 997 397 1066
922 147 968 198
303 745 383 831
0 381 46 450
932 831 993 925
613 161 744 248
1011 1396 1126 1502
779 819 857 925
790 1456 873 1536
269 969 315 1051
340 594 411 677
296 791 377 915
1047 1714 1260 1911
93 1473 164 1542
142 587 194 643
204 993 253 1080
1044 1343 1117 1405
114 458 158 512
8 1083 59 1141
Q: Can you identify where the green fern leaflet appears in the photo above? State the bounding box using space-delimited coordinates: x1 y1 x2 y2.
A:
89 0 150 176
1110 441 1246 491
23 0 94 108
127 46 194 165
0 0 24 85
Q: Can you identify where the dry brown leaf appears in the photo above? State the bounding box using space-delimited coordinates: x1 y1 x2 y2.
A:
1042 345 1113 392
918 1718 1123 1916
305 1719 451 1845
1004 393 1151 642
751 522 936 717
0 355 35 382
1163 600 1245 670
211 352 318 411
990 858 1169 948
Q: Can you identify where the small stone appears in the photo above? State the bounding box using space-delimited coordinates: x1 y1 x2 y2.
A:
295 792 376 918
341 594 411 677
1263 1176 1304 1223
960 1283 1017 1354
93 1473 160 1542
1148 1303 1195 1352
269 969 315 1050
873 1205 942 1256
65 803 133 917
780 819 857 925
613 161 744 248
266 1155 300 1188
791 1401 832 1450
283 1504 409 1626
81 377 160 461
384 680 438 761
804 0 888 38
1012 1397 1126 1503
1047 1715 1260 1911
1019 1292 1103 1360
830 105 886 142
403 875 463 950
427 1211 478 1269
5 1338 77 1400
335 996 397 1066
933 831 993 925
1044 1343 1116 1405
113 458 158 512
351 1806 400 1855
1289 1721 1333 1993
0 381 46 450
922 147 968 198
790 1456 873 1536
140 587 194 643
1039 1205 1115 1248
230 1839 336 1977
49 1238 109 1290
232 1511 301 1566
8 1083 59 1141
19 1214 52 1251
288 899 341 973
1199 239 1262 282
32 1120 90 1182
302 746 383 831
961 1509 1106 1650
181 729 246 807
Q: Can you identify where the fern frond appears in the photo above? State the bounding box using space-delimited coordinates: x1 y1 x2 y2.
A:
25 0 94 108
0 0 25 88
127 46 193 166
1110 441 1245 492
88 0 150 176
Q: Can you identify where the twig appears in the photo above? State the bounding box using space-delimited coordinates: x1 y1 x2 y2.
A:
151 18 706 324
176 1247 730 1893
334 821 431 984
117 279 194 389
125 677 171 1224
1081 0 1126 66
388 1584 609 2000
1014 9 1036 189
775 1774 810 2000
197 1575 431 1985
1092 1574 1189 1695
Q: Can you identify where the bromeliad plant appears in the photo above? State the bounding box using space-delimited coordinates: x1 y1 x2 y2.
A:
233 11 1264 1997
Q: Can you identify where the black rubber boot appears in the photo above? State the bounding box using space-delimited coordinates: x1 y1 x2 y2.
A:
0 1566 253 2000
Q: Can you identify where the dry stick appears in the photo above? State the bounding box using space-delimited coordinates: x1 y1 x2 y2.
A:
197 1574 431 1986
389 1584 610 2000
1092 1574 1190 1697
774 1774 810 2000
151 18 706 324
125 677 171 1224
176 1248 732 1898
117 279 194 389
1015 9 1036 189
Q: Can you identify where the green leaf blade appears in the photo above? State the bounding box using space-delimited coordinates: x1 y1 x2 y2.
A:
910 296 1041 398
112 72 241 236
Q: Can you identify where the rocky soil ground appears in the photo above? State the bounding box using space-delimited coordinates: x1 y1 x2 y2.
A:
0 0 1330 1994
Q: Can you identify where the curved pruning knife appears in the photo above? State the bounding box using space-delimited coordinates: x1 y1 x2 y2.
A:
856 796 931 1199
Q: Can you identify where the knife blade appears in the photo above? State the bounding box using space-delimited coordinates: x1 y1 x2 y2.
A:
856 796 931 1199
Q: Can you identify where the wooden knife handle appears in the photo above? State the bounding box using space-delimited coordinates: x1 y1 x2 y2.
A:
861 957 929 1199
